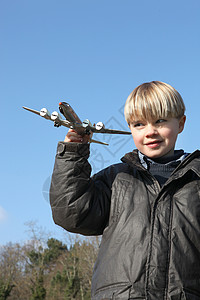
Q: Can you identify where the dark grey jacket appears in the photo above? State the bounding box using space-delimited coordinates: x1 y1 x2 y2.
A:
50 142 200 300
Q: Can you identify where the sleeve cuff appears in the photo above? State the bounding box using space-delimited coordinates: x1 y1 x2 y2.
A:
56 142 90 157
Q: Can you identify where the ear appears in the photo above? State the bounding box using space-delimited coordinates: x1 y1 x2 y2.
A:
178 115 186 134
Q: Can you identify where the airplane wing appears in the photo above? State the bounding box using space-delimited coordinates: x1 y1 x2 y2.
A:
23 106 73 129
23 105 90 132
91 127 131 135
80 120 131 135
23 106 41 116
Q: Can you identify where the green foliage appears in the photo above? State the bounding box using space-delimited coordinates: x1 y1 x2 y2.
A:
0 280 14 300
28 249 43 266
43 238 68 265
30 270 46 300
27 238 67 268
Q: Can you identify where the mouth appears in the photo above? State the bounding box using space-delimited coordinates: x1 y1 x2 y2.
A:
145 141 162 148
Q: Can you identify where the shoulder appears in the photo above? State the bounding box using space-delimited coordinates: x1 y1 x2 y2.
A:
181 150 200 177
93 162 130 180
92 160 136 190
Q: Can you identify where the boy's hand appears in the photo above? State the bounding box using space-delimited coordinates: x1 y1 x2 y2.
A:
64 129 90 144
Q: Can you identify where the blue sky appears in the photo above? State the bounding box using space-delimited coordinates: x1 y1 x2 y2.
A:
1 0 200 245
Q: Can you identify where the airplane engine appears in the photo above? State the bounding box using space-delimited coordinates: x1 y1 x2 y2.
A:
82 119 92 128
40 108 51 120
82 119 92 134
96 121 105 131
51 111 63 127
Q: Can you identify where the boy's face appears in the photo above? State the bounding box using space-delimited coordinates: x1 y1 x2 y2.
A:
129 116 186 159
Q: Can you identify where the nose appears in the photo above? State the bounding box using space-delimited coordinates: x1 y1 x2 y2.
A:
145 124 158 137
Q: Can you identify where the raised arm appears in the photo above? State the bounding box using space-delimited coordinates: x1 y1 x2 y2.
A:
49 138 113 236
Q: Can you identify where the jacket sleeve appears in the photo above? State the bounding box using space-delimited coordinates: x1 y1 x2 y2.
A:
49 142 113 236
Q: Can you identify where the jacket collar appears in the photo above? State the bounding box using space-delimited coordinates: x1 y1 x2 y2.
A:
172 150 200 177
121 149 146 171
121 149 200 178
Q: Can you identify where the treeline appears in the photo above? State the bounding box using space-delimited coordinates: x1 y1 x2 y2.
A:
0 223 100 300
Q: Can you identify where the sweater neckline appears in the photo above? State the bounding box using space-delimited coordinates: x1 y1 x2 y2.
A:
138 150 189 169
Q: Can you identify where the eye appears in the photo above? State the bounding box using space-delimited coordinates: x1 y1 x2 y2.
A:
134 122 144 127
156 119 166 124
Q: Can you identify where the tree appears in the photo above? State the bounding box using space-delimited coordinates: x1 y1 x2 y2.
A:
0 279 14 300
0 243 25 300
26 238 68 300
0 222 100 299
30 269 46 300
47 236 100 300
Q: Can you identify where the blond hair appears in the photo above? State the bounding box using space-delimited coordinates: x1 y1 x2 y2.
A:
124 81 185 124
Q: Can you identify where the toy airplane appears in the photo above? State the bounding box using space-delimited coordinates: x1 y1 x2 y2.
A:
22 102 131 146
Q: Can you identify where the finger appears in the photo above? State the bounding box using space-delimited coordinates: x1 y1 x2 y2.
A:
64 133 83 143
64 129 91 143
82 135 90 143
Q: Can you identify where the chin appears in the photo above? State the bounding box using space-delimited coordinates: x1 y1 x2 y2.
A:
143 150 166 159
147 154 162 159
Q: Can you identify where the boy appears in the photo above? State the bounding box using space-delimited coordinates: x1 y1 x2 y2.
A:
50 81 200 299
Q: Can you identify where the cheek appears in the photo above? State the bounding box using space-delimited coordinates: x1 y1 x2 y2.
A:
162 128 178 142
132 132 143 146
163 128 172 138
